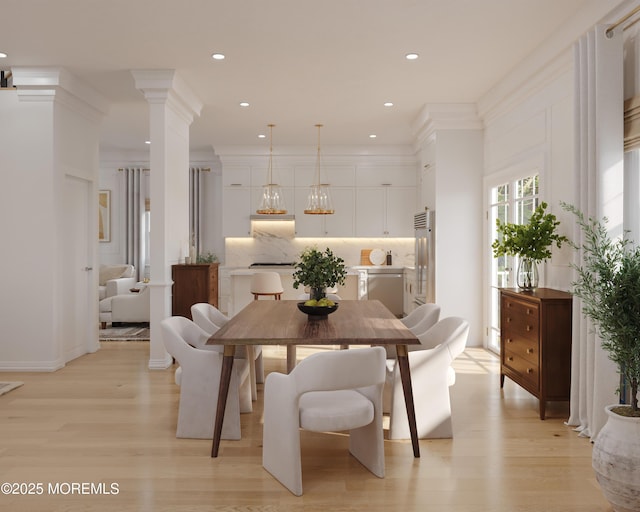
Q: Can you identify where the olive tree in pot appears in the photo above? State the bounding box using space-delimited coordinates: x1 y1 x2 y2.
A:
563 202 640 512
292 247 346 302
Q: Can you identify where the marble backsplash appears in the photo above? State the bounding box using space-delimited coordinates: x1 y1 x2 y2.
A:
225 235 415 268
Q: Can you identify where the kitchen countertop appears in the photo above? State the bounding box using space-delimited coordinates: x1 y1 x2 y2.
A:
349 265 407 271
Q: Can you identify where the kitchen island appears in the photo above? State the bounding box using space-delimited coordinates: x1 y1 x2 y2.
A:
225 267 360 316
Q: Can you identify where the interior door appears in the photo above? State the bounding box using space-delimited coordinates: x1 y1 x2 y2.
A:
61 175 95 362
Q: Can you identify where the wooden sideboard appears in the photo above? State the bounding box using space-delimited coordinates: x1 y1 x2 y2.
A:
499 288 573 419
172 263 219 320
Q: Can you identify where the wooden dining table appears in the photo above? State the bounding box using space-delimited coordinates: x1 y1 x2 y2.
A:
206 299 421 458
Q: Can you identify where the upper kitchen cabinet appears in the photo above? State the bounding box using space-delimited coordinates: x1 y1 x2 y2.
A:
223 165 295 237
250 166 295 188
222 166 252 237
294 165 356 237
294 187 355 237
354 166 417 237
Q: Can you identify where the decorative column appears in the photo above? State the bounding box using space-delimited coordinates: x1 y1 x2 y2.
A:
132 70 202 369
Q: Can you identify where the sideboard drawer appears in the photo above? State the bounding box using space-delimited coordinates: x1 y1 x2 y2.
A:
502 333 538 365
503 348 539 390
502 298 539 342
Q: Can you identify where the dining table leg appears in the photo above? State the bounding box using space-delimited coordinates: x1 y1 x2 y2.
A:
396 344 420 458
211 345 236 458
286 345 296 373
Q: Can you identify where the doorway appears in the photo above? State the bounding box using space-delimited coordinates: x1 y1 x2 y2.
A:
61 174 97 362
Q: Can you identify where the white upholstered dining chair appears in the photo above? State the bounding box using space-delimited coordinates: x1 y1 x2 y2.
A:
262 347 387 496
160 316 252 440
191 302 264 401
401 302 441 334
384 316 469 440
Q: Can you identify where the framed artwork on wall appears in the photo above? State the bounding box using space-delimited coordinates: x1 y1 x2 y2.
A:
99 190 111 242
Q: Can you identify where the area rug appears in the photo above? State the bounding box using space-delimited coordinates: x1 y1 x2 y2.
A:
99 324 150 341
0 382 24 396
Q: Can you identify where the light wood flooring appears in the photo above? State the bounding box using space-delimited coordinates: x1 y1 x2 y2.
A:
0 342 611 511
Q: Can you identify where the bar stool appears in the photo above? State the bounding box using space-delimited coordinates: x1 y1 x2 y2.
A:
250 271 284 300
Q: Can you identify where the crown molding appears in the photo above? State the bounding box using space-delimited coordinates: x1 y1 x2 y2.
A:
11 66 109 121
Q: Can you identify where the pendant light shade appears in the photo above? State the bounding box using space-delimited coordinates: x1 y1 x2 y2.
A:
304 124 334 215
256 124 287 215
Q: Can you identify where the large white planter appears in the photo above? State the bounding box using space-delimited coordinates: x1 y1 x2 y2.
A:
592 405 640 512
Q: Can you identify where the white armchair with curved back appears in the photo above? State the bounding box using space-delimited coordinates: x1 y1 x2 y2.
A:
401 302 441 334
160 316 252 440
263 347 387 496
191 302 264 401
384 316 469 440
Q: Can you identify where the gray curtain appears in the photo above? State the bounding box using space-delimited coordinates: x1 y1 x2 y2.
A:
189 167 205 256
123 168 146 282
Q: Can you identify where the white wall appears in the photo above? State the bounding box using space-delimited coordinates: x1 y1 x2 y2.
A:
432 130 484 346
0 91 60 369
482 57 575 295
0 70 105 370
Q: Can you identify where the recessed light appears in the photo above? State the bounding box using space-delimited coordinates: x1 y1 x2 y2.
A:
145 140 151 145
384 102 394 107
0 52 7 58
369 134 377 139
239 102 250 107
258 134 266 139
405 53 419 60
211 53 225 60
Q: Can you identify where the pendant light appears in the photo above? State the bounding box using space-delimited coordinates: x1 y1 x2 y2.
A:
304 124 334 215
256 124 287 215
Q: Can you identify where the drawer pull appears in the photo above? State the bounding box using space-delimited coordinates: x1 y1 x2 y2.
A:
526 368 534 374
527 348 534 354
506 338 513 344
507 356 513 362
527 308 532 315
526 325 532 332
506 317 511 323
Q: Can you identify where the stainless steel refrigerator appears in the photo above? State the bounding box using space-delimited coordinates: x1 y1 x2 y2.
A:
414 210 435 305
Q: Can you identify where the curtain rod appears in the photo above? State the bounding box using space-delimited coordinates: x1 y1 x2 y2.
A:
606 4 640 36
116 168 211 172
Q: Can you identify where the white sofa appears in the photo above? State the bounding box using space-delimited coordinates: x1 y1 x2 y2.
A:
99 286 150 329
98 264 136 300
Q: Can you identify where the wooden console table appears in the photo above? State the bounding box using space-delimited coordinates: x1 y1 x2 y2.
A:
500 288 572 419
171 263 219 320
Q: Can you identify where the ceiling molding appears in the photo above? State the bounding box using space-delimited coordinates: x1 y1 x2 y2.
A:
12 66 110 120
411 103 483 148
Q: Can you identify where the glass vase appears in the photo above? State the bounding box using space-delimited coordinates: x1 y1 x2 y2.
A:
516 258 539 290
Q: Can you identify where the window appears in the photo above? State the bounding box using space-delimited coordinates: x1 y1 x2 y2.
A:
487 174 539 352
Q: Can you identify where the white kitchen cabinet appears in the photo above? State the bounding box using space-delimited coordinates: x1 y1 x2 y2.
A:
294 187 355 237
386 187 417 236
355 186 415 237
403 267 416 317
222 185 252 237
251 186 294 216
222 167 252 237
355 165 416 187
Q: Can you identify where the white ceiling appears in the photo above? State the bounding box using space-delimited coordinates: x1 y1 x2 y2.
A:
2 0 589 152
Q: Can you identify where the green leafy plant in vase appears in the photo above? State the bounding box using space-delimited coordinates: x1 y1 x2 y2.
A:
292 247 346 305
492 201 568 289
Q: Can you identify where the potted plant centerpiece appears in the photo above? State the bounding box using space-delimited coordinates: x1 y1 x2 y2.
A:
562 202 640 512
292 247 346 307
492 201 569 289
